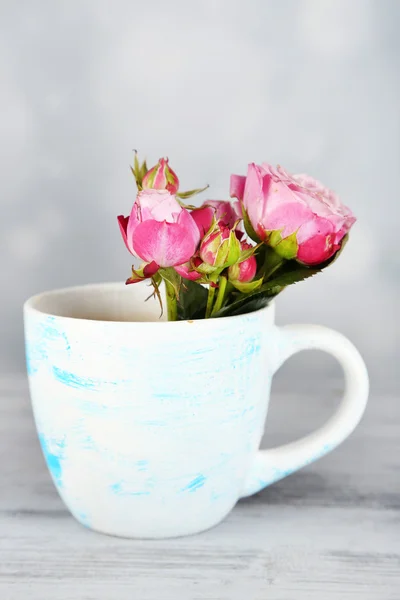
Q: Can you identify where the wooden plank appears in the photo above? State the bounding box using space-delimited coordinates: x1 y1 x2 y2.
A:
1 509 399 600
1 377 399 599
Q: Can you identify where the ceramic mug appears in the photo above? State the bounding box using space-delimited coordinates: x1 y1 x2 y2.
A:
24 282 369 538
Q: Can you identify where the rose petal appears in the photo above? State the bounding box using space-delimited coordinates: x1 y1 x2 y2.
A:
117 214 134 254
243 163 266 227
191 206 215 237
143 261 160 277
174 262 202 281
137 189 182 223
230 174 246 202
297 235 340 265
205 200 238 228
132 214 199 268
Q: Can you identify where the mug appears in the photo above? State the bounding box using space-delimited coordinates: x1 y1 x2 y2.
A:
24 282 369 538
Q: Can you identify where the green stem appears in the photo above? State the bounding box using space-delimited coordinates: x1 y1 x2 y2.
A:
263 247 284 280
211 275 228 316
165 279 178 321
205 284 216 319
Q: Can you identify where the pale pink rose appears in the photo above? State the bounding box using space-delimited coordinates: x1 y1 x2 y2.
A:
117 189 200 267
230 163 356 265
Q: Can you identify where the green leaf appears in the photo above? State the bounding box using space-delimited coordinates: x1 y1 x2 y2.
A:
237 243 262 264
195 262 220 275
267 230 298 260
241 202 261 243
130 165 140 188
231 278 263 293
177 280 208 321
176 185 209 200
225 230 242 266
210 236 350 320
130 151 147 190
260 246 284 279
211 291 273 319
212 263 320 319
260 263 320 291
133 151 140 176
255 244 267 275
177 201 199 210
140 159 148 180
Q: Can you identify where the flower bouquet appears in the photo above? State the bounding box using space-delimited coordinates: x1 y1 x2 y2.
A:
118 154 355 321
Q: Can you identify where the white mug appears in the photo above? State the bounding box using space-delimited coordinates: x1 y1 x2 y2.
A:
24 282 369 538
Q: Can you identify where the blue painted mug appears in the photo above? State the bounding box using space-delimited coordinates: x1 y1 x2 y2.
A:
24 282 369 538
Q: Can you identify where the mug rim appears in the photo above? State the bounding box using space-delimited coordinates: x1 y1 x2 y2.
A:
23 281 275 326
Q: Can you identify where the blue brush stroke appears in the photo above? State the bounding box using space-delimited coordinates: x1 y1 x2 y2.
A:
141 420 166 427
25 337 47 376
25 349 36 376
52 367 99 390
38 434 65 487
25 318 71 377
52 367 123 392
181 474 206 493
110 482 123 493
110 481 150 496
75 511 91 528
136 460 149 471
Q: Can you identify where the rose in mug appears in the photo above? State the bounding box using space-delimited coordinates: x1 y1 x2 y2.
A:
117 155 356 320
23 152 368 539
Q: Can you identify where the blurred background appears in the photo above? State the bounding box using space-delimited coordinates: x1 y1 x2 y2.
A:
1 0 398 391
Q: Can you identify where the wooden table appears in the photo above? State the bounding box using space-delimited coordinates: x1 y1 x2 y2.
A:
1 376 399 599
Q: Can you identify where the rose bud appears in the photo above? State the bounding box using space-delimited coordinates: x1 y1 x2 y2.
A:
199 221 241 271
142 157 179 195
228 242 257 284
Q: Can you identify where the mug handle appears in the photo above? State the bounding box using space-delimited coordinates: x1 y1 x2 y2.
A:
240 324 369 498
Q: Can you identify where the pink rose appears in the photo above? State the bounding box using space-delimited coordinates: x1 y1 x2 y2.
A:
191 200 241 237
117 189 200 268
142 157 179 195
230 163 356 265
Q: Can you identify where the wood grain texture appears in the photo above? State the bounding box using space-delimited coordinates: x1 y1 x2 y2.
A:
1 376 399 599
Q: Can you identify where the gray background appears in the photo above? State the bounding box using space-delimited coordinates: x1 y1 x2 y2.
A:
1 0 398 390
